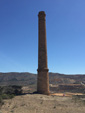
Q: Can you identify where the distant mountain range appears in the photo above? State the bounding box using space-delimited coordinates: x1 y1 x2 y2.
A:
0 72 85 86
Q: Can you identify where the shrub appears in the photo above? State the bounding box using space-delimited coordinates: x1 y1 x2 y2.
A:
0 96 4 106
1 94 15 99
0 85 22 107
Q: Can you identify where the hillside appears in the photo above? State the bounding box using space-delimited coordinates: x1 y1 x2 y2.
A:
0 72 85 86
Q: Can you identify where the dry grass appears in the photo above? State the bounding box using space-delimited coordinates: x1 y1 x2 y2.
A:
0 94 85 113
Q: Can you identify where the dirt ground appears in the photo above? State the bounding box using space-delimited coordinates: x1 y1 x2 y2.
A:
0 93 85 113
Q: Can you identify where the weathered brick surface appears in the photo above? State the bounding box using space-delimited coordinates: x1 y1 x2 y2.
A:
37 11 49 94
37 71 49 94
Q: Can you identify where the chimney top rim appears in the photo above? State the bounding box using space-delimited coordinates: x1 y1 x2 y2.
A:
38 11 46 16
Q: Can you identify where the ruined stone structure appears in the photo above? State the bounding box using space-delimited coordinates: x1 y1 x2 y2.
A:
37 11 49 94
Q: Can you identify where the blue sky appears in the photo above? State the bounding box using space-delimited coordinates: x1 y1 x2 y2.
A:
0 0 85 74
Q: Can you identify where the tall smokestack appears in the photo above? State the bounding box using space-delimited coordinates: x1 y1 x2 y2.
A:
37 11 49 94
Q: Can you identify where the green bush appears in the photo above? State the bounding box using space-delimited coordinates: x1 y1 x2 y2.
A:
0 85 22 108
8 94 15 99
1 94 15 99
0 85 22 95
0 96 4 106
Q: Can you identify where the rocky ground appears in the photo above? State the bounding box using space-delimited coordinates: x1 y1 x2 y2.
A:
0 94 85 113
